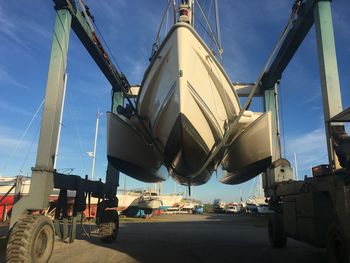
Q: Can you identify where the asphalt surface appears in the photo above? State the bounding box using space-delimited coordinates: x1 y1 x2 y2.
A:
0 214 327 263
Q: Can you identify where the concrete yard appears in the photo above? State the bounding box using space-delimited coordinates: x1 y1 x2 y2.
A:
0 214 326 263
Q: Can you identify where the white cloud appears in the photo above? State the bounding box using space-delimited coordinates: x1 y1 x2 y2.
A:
284 128 328 175
0 67 29 90
0 100 32 116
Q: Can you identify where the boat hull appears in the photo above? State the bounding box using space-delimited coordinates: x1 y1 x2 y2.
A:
107 112 166 183
220 112 273 184
138 199 162 210
137 23 240 185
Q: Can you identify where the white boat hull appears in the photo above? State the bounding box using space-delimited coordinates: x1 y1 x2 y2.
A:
138 199 162 210
137 23 240 185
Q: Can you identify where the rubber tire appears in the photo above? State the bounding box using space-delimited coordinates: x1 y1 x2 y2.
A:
6 215 55 263
268 213 287 248
99 215 119 243
327 223 349 263
97 200 119 243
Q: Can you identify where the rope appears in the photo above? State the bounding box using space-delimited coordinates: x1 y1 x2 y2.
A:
151 0 174 57
1 99 44 175
18 120 41 175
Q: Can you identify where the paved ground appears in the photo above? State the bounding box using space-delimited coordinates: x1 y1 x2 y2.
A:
0 214 326 263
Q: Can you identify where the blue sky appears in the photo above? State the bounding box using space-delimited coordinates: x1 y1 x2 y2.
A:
0 0 349 203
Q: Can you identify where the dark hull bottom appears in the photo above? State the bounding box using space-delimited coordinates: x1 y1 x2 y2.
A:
220 156 272 185
107 112 166 183
164 113 213 186
107 156 166 183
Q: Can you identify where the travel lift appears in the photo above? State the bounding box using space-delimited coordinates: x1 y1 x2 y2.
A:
239 0 350 262
5 0 129 262
4 0 349 262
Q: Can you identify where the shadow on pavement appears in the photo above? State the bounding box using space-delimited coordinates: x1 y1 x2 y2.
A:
50 214 326 263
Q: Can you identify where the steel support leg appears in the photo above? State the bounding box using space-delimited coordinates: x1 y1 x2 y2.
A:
314 0 343 169
264 84 281 162
10 9 72 228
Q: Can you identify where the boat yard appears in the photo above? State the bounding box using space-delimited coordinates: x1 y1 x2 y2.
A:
0 214 326 263
0 0 349 262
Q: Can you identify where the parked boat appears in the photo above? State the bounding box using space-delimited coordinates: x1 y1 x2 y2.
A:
0 176 146 220
246 197 272 215
159 193 183 210
116 190 143 211
107 1 272 186
138 193 162 210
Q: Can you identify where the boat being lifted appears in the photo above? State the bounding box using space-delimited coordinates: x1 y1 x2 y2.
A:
107 0 273 186
107 1 271 185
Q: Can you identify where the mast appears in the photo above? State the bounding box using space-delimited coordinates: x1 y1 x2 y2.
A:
53 73 67 169
294 153 299 181
90 109 101 180
178 0 193 25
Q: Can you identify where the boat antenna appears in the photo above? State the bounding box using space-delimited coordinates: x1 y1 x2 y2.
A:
214 0 223 61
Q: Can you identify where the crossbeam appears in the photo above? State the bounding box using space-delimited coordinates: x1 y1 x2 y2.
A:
261 0 317 90
53 0 129 92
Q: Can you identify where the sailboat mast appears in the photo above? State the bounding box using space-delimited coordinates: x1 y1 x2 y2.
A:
294 153 299 181
91 109 100 180
178 0 193 25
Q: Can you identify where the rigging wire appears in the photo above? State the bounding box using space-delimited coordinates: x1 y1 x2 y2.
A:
214 0 223 61
1 99 44 175
195 0 222 61
18 120 41 175
152 0 174 56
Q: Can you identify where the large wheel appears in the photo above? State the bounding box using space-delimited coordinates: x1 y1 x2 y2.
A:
97 200 119 243
268 213 287 248
99 217 119 243
6 215 55 263
327 223 349 263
